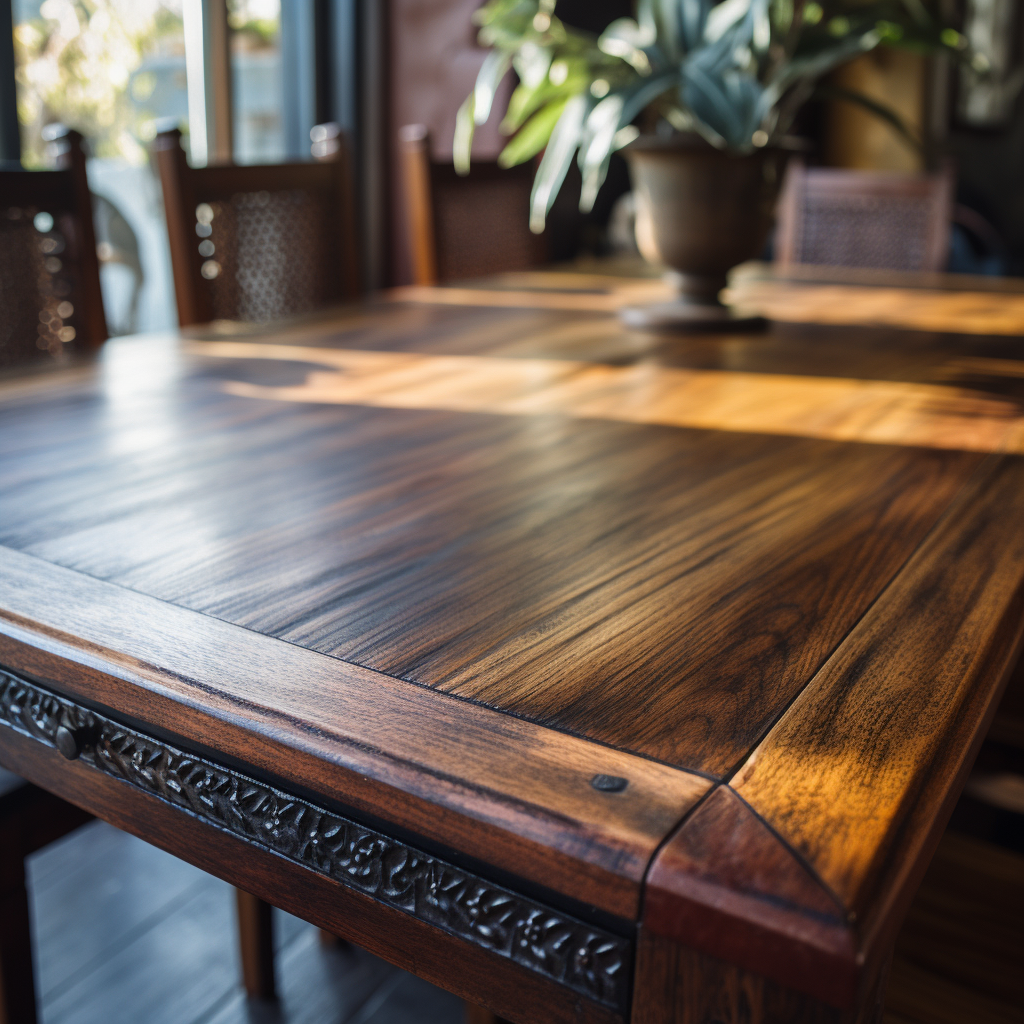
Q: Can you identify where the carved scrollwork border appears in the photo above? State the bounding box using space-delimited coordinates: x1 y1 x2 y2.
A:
0 666 629 1011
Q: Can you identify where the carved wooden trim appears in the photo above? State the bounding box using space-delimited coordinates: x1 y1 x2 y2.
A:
0 666 630 1011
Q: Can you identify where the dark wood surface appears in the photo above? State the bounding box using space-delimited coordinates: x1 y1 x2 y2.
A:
3 275 1024 1022
0 308 991 778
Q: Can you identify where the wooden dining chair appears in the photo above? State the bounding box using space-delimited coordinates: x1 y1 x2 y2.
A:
0 126 106 371
397 124 546 286
774 160 954 273
1 130 278 1012
153 125 359 327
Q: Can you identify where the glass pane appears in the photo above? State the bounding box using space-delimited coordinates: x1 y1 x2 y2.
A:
11 0 188 334
229 0 285 164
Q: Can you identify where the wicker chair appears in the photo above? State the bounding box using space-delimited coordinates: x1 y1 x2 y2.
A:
154 124 359 327
0 127 106 371
1 131 278 1006
397 124 546 286
774 160 954 273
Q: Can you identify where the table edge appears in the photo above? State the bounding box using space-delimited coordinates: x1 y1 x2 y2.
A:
640 453 1024 1007
0 544 710 920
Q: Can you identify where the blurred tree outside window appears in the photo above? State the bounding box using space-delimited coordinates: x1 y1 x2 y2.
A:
13 0 186 167
11 0 190 334
228 0 284 164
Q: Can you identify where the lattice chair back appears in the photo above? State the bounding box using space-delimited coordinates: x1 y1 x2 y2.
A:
153 126 359 327
398 124 546 286
0 127 106 371
775 161 954 273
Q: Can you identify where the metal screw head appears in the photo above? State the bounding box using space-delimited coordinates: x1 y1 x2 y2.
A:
54 725 83 761
591 774 628 793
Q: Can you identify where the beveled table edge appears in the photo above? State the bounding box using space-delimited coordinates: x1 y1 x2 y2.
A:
639 453 1024 1009
0 544 710 921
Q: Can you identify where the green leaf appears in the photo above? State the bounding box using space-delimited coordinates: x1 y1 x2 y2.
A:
679 0 711 50
501 62 591 134
498 97 569 166
453 93 476 175
579 93 625 211
704 0 751 43
530 93 591 232
598 18 654 74
473 50 513 126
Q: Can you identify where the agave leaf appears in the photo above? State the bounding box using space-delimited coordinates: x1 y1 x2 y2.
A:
575 72 677 211
693 9 756 76
704 0 751 43
653 0 681 59
579 93 626 211
453 93 476 174
764 27 881 108
530 93 591 232
621 71 679 124
752 0 771 53
682 62 764 148
679 0 712 50
498 97 569 166
637 0 657 39
598 17 656 73
473 49 513 126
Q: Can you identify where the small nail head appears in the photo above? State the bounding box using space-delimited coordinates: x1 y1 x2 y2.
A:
54 725 82 761
591 774 628 793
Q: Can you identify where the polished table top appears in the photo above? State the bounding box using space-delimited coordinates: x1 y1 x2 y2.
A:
2 269 1023 1022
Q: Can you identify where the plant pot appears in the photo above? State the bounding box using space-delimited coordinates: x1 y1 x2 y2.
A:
622 135 787 330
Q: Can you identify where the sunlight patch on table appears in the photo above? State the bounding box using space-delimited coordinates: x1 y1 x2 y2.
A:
192 341 1024 454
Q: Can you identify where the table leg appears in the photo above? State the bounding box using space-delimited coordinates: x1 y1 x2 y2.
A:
235 888 276 1001
631 931 890 1024
0 873 37 1024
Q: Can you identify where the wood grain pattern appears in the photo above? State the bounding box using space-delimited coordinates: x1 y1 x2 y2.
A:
728 453 1024 987
390 264 1024 336
235 889 276 1001
4 275 1024 1022
0 329 987 777
726 278 1024 336
643 787 855 1007
204 339 1024 453
0 546 705 921
631 930 889 1024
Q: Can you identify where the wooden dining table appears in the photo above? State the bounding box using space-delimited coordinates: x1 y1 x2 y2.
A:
2 265 1024 1024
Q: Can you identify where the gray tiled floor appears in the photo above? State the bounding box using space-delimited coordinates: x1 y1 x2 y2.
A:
28 821 463 1024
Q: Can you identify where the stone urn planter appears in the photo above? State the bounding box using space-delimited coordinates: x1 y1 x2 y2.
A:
621 135 788 330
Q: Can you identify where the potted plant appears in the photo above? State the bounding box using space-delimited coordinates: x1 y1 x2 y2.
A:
455 0 968 327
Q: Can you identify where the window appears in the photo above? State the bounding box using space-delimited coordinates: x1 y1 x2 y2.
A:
12 0 189 333
229 0 285 164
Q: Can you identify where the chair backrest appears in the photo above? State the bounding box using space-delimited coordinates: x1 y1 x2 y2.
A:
154 125 359 327
0 127 106 371
775 161 954 273
398 124 546 286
